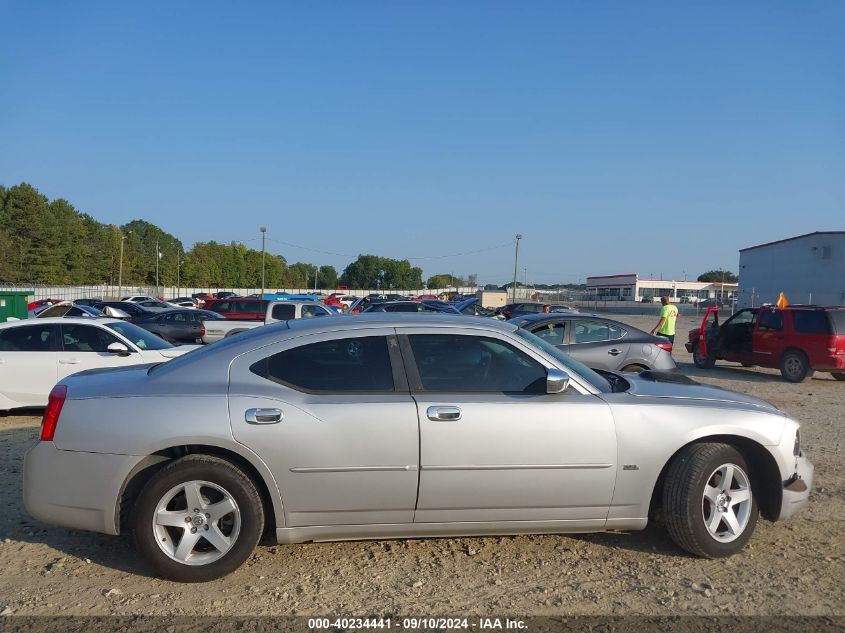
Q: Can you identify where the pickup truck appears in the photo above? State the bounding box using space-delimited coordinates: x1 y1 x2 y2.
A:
200 300 335 344
685 304 845 382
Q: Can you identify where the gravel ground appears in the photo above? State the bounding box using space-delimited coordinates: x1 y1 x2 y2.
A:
0 313 842 617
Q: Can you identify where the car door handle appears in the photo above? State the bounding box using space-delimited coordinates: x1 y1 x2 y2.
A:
427 406 462 422
608 349 622 356
245 408 283 424
59 359 81 365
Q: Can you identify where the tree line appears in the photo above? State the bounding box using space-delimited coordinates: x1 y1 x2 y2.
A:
0 183 430 289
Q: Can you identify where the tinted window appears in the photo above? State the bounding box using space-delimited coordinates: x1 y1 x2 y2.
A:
792 311 831 334
385 303 420 312
758 310 784 331
271 304 296 320
726 310 755 326
164 312 188 323
828 310 845 334
209 301 231 313
530 321 566 346
250 336 394 392
408 334 546 393
0 325 54 352
61 324 121 352
572 320 624 343
37 304 71 318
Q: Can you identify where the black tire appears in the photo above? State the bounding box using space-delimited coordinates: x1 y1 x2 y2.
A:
833 373 845 382
621 364 647 373
779 350 814 383
662 443 759 558
692 342 716 369
131 455 265 582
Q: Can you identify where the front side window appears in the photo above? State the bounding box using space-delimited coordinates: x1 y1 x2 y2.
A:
105 321 173 350
250 336 394 392
0 325 54 352
61 324 122 352
164 312 188 323
726 310 755 327
301 304 328 318
572 320 625 343
407 334 546 393
529 321 566 346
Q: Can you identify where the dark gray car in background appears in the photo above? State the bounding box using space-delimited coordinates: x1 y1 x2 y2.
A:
512 313 676 373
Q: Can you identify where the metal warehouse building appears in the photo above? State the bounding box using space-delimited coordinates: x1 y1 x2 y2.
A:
737 231 845 308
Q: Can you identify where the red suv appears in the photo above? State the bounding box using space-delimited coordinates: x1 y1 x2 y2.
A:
685 305 845 382
203 298 269 321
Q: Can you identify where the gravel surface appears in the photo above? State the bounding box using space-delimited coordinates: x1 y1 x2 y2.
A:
0 313 842 617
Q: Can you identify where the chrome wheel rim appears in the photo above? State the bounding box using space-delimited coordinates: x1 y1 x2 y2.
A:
152 480 241 566
701 463 752 543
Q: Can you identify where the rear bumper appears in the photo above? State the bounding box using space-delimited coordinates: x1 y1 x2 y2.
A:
23 442 143 535
778 451 814 521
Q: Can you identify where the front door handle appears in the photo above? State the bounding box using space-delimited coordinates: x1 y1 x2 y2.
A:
608 349 622 356
245 408 283 424
427 406 462 422
59 359 81 365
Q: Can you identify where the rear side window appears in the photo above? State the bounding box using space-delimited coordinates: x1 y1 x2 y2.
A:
385 303 419 312
271 304 296 320
530 322 566 346
250 336 395 392
792 311 832 334
0 325 54 351
572 320 625 343
758 310 784 331
209 301 231 313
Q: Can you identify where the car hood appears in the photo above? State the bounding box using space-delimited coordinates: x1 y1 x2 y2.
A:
623 370 781 414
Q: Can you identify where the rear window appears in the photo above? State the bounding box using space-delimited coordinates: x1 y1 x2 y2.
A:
271 304 296 320
825 310 845 334
792 311 832 335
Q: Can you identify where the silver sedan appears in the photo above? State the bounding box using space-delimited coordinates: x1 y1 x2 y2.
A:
23 314 812 582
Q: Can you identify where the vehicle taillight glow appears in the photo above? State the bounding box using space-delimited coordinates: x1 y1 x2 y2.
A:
200 324 206 337
656 341 673 352
40 385 67 441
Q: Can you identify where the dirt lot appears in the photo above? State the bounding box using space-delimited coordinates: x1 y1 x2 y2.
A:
0 313 842 617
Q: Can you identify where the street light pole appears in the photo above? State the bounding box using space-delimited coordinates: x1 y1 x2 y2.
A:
260 227 267 298
155 238 160 297
118 231 126 300
511 234 522 303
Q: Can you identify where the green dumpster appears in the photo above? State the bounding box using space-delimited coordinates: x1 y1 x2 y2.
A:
0 290 33 322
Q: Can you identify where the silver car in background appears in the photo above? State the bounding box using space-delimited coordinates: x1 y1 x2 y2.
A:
511 313 677 373
23 314 812 582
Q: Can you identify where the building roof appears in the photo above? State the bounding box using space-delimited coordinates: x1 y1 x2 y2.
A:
739 231 845 253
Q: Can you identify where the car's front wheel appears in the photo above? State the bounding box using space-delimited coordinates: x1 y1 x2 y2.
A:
692 342 716 369
132 455 265 582
663 443 758 558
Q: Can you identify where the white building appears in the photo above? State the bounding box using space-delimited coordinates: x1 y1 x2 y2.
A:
737 231 845 308
585 274 737 302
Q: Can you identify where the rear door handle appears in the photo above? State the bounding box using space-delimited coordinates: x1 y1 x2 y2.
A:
427 406 462 421
245 408 283 424
59 359 81 365
608 349 622 356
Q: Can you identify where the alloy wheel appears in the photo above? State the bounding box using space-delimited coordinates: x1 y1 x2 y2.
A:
701 463 752 543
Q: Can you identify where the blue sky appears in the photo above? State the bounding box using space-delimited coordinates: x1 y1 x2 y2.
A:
1 1 842 285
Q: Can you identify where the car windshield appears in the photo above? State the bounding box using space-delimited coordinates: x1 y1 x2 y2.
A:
105 321 173 350
515 328 612 393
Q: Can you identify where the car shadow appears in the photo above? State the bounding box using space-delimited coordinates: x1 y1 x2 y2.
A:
0 423 158 579
676 361 787 384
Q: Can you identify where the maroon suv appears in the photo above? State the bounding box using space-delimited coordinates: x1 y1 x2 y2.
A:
203 298 269 321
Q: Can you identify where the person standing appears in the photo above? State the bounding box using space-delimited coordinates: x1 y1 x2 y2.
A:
651 296 679 345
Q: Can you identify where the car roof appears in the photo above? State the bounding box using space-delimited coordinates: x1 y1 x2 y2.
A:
513 312 594 322
0 317 123 330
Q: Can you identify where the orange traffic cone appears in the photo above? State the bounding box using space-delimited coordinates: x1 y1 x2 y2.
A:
776 292 789 309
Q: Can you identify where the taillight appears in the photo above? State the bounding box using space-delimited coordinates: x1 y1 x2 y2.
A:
200 324 206 337
656 341 673 352
40 385 67 441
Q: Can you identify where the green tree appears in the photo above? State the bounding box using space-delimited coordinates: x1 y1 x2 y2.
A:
483 284 502 291
426 274 465 289
697 269 738 283
341 255 423 290
317 265 338 289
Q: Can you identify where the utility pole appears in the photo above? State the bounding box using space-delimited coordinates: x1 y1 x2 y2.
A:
511 234 522 303
176 246 181 294
155 238 160 297
117 230 128 300
314 265 319 292
260 227 267 298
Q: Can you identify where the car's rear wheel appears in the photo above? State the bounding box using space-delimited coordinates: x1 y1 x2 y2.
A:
692 342 716 369
132 455 264 582
621 364 647 373
780 350 813 383
663 443 758 558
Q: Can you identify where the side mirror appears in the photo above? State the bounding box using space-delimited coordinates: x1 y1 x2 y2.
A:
107 342 131 355
546 367 570 394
